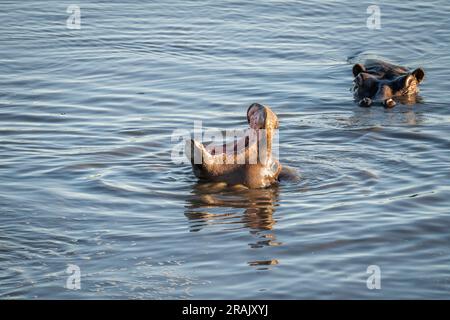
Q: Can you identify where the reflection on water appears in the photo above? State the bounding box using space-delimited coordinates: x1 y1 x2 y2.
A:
185 183 281 269
1 0 450 299
343 104 425 129
186 182 279 231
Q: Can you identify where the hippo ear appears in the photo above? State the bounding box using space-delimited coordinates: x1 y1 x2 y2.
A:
353 63 366 77
412 68 425 83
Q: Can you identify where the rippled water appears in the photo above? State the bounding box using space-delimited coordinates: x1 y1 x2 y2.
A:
1 1 450 299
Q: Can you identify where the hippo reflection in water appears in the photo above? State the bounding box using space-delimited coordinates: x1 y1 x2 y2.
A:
352 60 425 108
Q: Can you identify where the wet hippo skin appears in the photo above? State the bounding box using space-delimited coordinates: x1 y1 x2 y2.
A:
352 59 425 108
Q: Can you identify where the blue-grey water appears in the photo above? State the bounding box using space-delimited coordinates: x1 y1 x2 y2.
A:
1 0 450 299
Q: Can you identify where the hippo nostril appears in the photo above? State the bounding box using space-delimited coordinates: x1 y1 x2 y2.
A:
384 98 396 108
359 97 372 107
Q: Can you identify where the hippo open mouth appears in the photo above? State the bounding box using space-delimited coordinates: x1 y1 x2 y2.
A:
191 103 277 162
352 59 425 108
185 103 282 189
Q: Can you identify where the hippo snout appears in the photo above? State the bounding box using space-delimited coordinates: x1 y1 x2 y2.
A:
351 59 425 108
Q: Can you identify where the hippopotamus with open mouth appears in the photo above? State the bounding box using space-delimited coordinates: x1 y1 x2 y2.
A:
352 59 425 108
185 103 282 189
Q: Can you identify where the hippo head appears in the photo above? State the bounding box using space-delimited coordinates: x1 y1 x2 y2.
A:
352 63 425 108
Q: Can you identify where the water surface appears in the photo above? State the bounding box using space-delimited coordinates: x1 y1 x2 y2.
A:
1 0 450 299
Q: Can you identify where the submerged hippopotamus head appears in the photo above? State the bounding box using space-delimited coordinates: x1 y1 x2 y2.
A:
352 59 425 108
